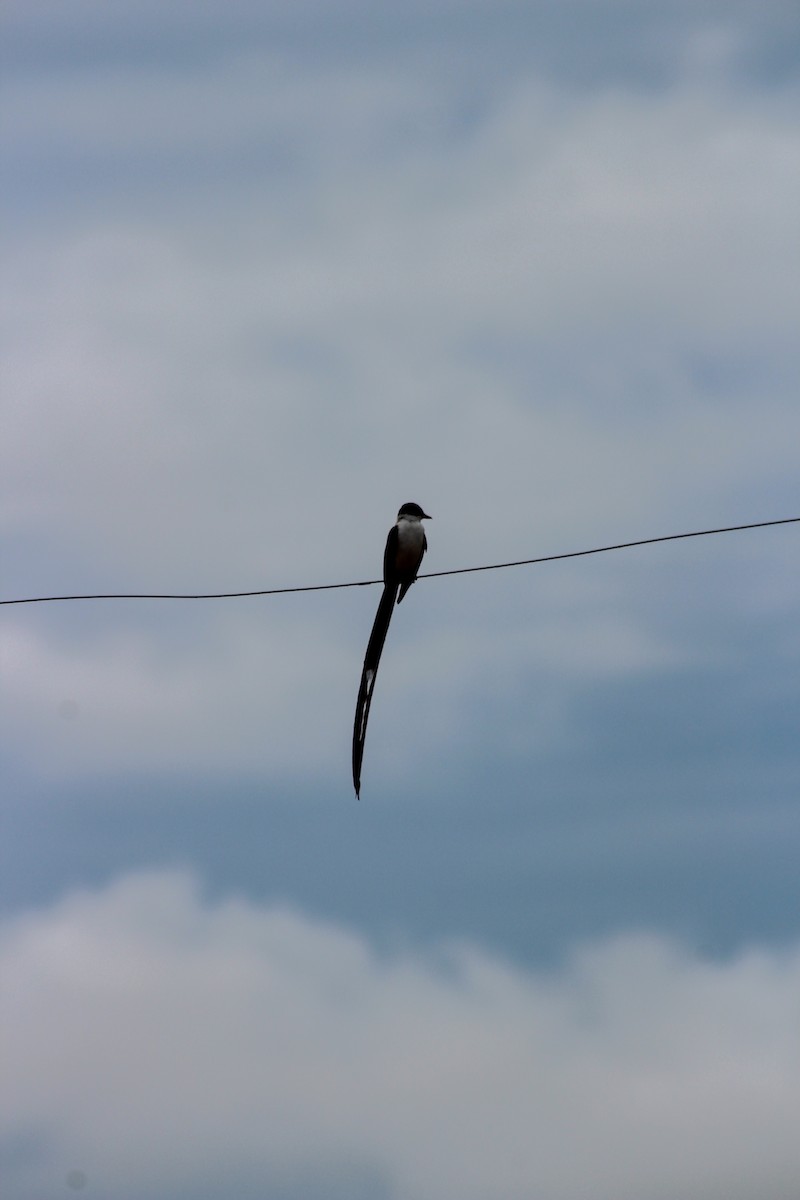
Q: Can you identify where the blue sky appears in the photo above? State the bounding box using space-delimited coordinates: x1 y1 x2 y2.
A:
2 2 799 1197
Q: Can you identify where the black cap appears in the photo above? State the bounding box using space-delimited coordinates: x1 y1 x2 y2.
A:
398 502 432 519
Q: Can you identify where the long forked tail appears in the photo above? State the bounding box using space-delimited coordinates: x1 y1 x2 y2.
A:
352 582 398 797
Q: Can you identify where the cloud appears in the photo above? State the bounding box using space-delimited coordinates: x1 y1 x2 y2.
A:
3 52 798 585
2 0 798 977
1 25 800 787
0 606 358 779
3 1 797 94
2 869 799 1200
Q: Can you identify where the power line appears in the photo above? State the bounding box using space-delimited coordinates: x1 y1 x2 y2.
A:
424 517 799 581
1 517 797 607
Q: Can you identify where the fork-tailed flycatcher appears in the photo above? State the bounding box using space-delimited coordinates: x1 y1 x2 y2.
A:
352 501 431 797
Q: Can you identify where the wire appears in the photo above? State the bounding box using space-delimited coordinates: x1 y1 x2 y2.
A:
423 517 799 581
1 517 797 606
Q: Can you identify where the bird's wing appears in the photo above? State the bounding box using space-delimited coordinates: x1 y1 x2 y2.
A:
352 582 398 797
383 524 399 585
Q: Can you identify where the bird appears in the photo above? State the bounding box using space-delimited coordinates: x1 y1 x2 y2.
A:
352 501 432 797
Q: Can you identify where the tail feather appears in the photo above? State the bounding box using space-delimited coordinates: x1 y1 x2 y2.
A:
352 583 398 797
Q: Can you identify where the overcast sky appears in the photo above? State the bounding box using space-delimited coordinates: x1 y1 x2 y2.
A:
2 3 800 1198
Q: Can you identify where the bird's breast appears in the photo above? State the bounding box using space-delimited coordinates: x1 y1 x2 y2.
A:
394 521 424 572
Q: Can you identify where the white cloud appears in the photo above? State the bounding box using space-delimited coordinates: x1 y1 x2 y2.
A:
0 609 357 779
0 566 702 782
2 870 799 1199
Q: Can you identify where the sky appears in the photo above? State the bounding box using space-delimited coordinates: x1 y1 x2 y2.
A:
1 1 799 1197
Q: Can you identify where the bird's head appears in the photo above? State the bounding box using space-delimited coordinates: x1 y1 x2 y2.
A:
397 502 432 521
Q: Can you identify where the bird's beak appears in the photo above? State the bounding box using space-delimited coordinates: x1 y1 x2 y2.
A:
423 512 432 520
